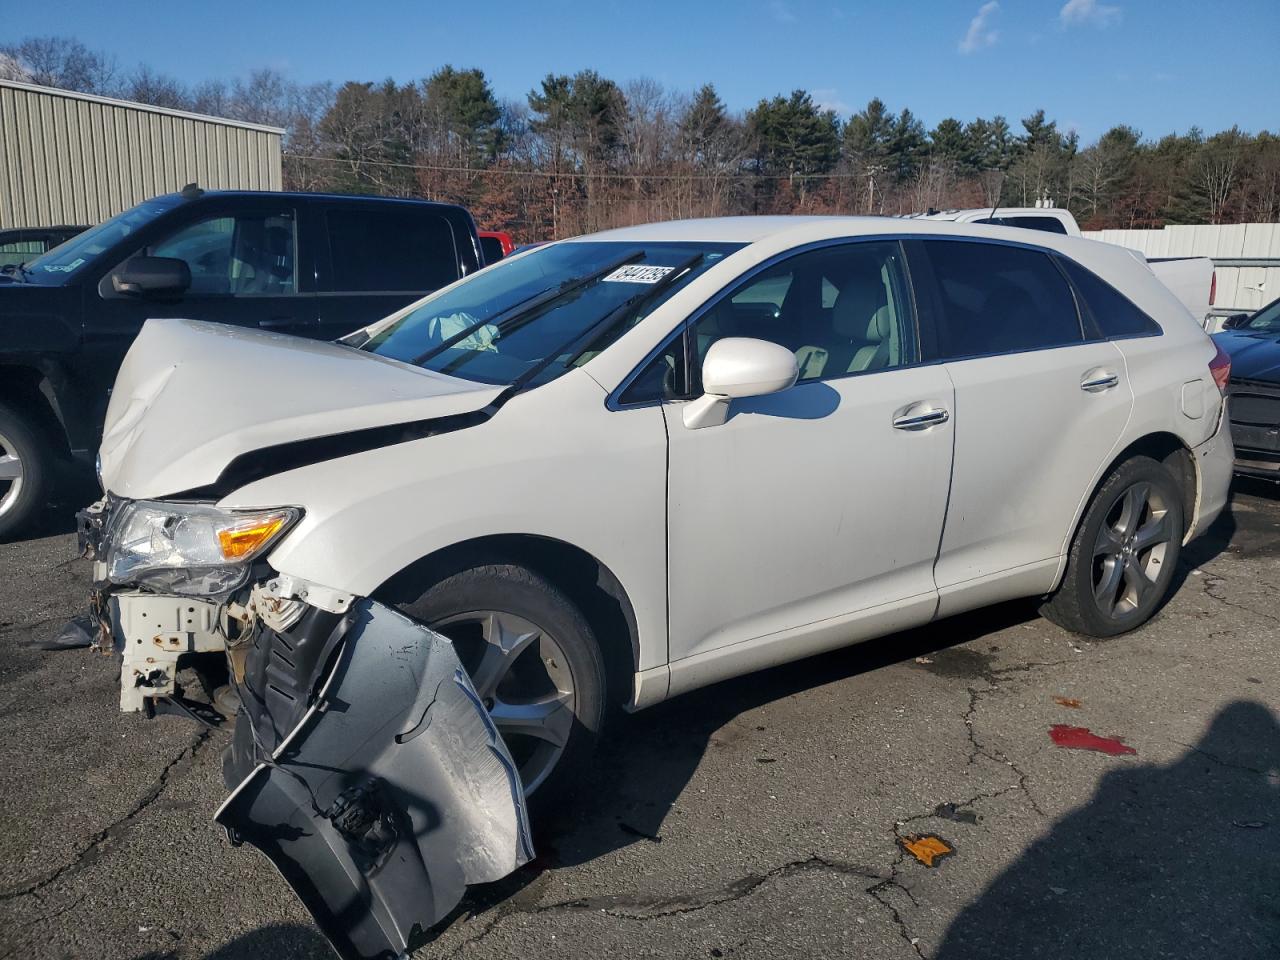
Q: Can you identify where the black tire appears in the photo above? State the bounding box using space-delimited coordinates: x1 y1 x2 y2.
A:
0 401 53 542
1041 456 1185 638
395 563 606 816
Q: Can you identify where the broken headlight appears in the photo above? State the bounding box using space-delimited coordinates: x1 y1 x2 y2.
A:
106 501 300 596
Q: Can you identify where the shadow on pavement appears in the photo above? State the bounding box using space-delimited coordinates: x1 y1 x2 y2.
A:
3 463 99 542
452 598 1041 914
135 922 333 960
1233 475 1280 502
134 477 1271 957
936 699 1280 959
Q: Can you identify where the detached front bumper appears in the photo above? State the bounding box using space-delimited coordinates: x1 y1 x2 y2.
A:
76 501 534 960
219 599 533 960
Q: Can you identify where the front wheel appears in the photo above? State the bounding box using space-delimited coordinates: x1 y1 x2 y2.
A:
1041 456 1185 638
0 402 53 542
395 563 606 810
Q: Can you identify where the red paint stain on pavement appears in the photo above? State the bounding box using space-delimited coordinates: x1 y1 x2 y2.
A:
1049 725 1137 756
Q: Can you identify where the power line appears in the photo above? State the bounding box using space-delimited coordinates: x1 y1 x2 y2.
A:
286 153 875 183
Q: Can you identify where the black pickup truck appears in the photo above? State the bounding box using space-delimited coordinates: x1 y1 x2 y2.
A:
0 186 483 537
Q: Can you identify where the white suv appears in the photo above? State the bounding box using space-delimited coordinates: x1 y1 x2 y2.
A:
80 216 1234 960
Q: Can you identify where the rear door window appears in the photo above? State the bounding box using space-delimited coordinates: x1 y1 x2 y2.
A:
974 216 1070 235
0 238 44 268
325 208 459 292
919 240 1083 360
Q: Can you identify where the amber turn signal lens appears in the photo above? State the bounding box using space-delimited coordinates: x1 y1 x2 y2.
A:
217 513 291 560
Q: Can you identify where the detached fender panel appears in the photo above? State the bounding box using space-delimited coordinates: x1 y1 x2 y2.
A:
216 599 532 960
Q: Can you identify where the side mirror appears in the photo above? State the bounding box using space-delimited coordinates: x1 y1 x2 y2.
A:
1221 313 1251 330
683 337 799 429
110 256 191 297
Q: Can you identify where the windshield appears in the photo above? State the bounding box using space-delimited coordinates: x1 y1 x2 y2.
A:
21 195 185 282
363 241 743 387
1245 299 1280 334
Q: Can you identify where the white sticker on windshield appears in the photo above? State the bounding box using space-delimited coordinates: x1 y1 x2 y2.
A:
601 264 675 284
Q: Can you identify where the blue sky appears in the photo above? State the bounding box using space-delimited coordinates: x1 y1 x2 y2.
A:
22 0 1279 141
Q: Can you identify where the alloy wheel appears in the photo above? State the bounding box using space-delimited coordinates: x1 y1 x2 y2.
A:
0 429 25 523
431 609 576 795
1091 481 1173 620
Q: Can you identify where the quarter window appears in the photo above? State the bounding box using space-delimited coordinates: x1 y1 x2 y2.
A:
1059 258 1162 338
147 212 297 296
326 209 459 292
920 240 1082 359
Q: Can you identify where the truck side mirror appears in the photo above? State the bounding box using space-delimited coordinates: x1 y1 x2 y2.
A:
1220 313 1251 330
111 256 191 297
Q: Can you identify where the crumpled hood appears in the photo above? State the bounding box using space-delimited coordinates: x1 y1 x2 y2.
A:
99 318 502 499
1214 330 1280 384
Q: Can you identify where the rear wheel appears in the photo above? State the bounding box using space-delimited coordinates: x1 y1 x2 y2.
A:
0 402 52 541
1041 456 1185 637
396 563 607 809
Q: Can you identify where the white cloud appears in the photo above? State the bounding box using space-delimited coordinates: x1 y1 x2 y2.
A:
1059 0 1122 27
769 0 797 23
812 88 852 115
959 2 1000 54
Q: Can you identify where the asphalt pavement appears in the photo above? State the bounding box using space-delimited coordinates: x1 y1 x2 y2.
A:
1 480 1277 960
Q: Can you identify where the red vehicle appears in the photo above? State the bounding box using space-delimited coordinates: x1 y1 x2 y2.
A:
478 230 515 265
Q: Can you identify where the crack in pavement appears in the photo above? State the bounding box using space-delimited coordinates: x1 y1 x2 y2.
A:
865 648 1076 957
441 655 1079 959
866 877 926 960
1182 743 1278 779
958 684 1049 819
0 893 88 960
1200 572 1280 627
0 729 211 903
440 855 916 959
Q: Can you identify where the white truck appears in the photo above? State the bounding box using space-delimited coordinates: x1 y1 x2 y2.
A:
909 207 1216 326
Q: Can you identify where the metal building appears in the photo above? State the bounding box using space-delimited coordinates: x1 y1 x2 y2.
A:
0 78 283 230
1085 223 1280 323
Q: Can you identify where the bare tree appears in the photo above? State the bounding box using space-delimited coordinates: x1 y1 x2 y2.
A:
1197 128 1244 224
0 36 116 92
124 65 189 109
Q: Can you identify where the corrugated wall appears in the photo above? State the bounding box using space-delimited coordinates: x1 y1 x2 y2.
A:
1085 223 1280 316
0 79 284 229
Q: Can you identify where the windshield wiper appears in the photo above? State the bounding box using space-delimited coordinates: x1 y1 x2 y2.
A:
504 251 705 396
409 248 645 367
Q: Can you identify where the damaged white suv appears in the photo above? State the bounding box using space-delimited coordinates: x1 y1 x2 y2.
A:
78 216 1233 960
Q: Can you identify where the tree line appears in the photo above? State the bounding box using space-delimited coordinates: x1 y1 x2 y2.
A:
3 35 1278 240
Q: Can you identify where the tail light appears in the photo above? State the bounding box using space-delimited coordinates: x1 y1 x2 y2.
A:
1209 341 1231 393
1209 271 1217 306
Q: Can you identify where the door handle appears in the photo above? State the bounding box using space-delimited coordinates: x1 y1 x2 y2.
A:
1080 369 1119 392
259 316 294 330
892 404 950 431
